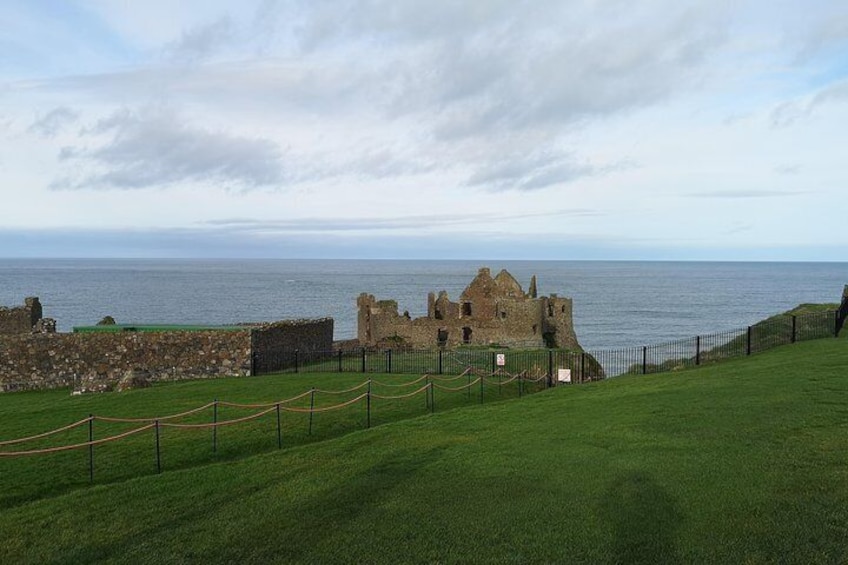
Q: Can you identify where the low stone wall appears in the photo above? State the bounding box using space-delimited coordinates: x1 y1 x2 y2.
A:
250 318 334 354
0 330 251 392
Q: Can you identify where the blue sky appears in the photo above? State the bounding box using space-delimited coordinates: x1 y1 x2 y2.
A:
1 1 847 260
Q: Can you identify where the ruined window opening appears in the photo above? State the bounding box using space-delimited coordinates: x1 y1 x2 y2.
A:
547 304 554 317
562 305 567 313
462 327 472 344
434 308 443 320
532 324 538 335
462 302 472 317
437 329 448 346
500 311 507 319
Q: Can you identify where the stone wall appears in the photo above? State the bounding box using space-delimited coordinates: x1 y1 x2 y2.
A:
0 317 335 392
0 297 42 335
250 318 334 354
0 330 252 392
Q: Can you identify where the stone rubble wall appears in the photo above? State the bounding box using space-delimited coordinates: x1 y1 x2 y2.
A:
0 297 43 336
0 318 334 392
0 330 252 392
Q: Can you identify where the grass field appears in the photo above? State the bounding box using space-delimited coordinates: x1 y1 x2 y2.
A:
1 336 847 563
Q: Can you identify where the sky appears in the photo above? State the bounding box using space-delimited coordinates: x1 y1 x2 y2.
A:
1 1 847 260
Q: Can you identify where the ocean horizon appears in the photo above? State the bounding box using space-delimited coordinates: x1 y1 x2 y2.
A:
1 258 846 350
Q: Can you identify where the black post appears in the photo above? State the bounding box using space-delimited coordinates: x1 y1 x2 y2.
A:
250 351 257 377
212 399 218 453
294 349 299 373
581 352 586 383
695 336 701 366
746 326 752 356
367 380 371 428
491 352 496 374
387 350 392 374
642 347 647 375
480 374 484 404
308 388 315 435
548 350 553 381
425 376 430 409
88 415 94 483
276 403 282 449
361 348 366 373
154 420 161 474
338 349 343 373
836 310 840 338
438 350 443 375
791 315 797 343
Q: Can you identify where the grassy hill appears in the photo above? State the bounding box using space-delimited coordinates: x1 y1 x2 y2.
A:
1 336 847 563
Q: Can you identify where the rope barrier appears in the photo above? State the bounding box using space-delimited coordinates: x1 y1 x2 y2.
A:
0 416 92 446
0 423 155 457
370 384 430 400
280 393 367 413
160 406 277 429
433 377 482 392
370 375 429 387
313 382 369 395
93 402 215 423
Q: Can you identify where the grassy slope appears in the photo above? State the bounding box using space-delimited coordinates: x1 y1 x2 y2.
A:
1 337 847 564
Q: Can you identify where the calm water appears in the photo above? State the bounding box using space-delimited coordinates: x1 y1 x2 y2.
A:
0 259 845 349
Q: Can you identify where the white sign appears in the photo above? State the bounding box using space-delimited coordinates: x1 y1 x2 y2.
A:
557 369 572 383
496 354 506 367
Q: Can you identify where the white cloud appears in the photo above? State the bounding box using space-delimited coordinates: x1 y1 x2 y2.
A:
53 107 285 190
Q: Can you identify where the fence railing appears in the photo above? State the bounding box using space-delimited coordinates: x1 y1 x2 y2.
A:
253 309 842 379
0 369 550 480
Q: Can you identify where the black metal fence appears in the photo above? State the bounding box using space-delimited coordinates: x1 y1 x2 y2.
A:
253 309 843 380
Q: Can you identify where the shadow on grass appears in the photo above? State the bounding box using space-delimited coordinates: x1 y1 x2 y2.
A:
599 471 681 564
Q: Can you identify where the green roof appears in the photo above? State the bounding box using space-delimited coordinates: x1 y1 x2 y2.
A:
72 324 251 333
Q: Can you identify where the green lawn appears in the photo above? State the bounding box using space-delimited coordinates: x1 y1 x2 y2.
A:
1 336 847 563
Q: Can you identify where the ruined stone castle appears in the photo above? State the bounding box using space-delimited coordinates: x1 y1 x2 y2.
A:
357 267 582 350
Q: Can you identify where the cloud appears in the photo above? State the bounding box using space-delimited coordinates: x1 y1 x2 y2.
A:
688 190 805 199
164 16 236 62
465 151 633 192
27 106 79 137
202 207 601 234
53 107 284 190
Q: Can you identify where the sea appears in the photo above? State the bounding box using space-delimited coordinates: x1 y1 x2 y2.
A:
1 259 846 350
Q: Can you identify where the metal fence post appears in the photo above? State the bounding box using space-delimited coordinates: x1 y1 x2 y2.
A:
695 336 701 366
212 399 218 453
338 349 343 373
308 388 315 435
386 349 392 374
276 403 282 449
746 326 752 356
438 349 443 375
367 379 371 428
491 352 496 374
294 349 299 373
88 415 94 483
791 315 797 343
580 352 586 383
642 346 647 375
154 420 161 474
548 350 553 380
361 348 366 373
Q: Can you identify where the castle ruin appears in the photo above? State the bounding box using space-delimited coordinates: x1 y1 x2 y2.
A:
357 267 583 350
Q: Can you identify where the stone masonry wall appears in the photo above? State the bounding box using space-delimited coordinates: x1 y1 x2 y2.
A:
0 297 42 335
0 330 252 392
250 318 334 354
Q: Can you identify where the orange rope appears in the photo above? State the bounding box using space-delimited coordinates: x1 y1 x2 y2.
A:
281 393 367 413
313 382 369 395
371 375 428 387
0 423 155 457
433 377 482 392
371 384 430 400
94 402 215 423
161 406 276 429
0 416 92 446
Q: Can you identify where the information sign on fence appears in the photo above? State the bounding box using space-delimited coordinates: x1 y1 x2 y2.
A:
557 369 571 383
496 354 506 367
